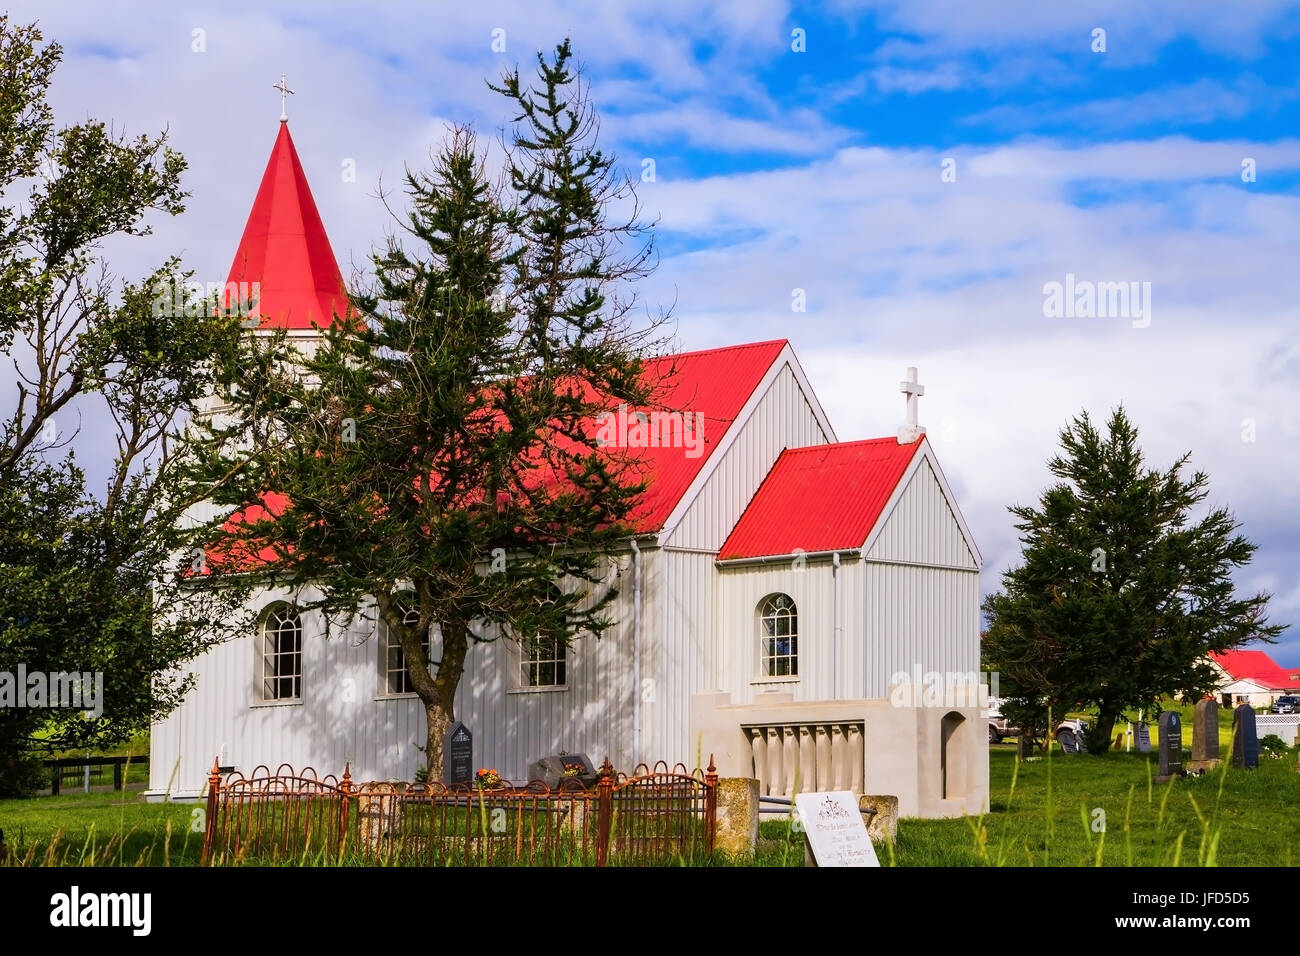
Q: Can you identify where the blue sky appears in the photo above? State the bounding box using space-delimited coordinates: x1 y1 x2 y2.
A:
8 0 1300 665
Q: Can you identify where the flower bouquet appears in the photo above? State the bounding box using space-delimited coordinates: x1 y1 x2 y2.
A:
474 768 504 790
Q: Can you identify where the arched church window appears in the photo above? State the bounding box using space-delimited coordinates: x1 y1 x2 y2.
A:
758 593 798 677
260 604 302 701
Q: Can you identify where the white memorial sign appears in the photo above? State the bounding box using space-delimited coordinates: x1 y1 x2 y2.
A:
794 790 880 867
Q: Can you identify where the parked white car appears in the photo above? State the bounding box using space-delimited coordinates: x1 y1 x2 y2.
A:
985 697 1090 751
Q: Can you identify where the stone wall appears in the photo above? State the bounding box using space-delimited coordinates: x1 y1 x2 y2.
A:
691 685 989 819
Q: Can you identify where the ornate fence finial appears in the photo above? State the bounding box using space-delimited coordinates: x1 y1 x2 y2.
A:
703 754 718 854
201 757 222 866
596 758 615 867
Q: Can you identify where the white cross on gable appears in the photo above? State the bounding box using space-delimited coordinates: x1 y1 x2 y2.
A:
897 366 926 445
273 73 295 122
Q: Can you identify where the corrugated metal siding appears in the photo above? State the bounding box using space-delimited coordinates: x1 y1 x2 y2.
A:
866 458 977 569
641 548 712 767
861 562 980 698
711 559 861 703
151 558 642 793
667 363 830 552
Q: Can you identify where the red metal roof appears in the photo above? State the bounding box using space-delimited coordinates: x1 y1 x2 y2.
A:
1211 649 1300 691
623 340 787 531
225 123 349 330
718 437 923 560
207 340 789 568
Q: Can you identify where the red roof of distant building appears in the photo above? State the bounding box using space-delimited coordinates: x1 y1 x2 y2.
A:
225 123 349 330
718 436 923 559
1211 649 1300 691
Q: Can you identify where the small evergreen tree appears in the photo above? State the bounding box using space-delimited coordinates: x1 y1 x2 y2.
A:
982 408 1284 753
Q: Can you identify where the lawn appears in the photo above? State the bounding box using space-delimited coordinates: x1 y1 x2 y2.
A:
0 791 201 866
4 729 1297 866
756 742 1300 866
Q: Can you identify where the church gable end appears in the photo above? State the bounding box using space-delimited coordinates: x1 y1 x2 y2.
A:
663 352 834 552
864 451 978 570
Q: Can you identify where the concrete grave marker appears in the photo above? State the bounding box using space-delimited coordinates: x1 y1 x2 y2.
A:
1156 711 1182 781
1135 722 1152 753
527 752 597 789
1232 705 1258 769
794 791 880 867
443 721 473 785
1189 699 1220 772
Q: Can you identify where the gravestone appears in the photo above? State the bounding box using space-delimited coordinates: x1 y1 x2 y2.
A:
526 752 598 789
1232 705 1258 769
794 791 880 867
1016 735 1036 759
715 778 760 858
443 721 473 785
1057 725 1085 754
1189 699 1220 772
1135 722 1152 754
1156 711 1182 781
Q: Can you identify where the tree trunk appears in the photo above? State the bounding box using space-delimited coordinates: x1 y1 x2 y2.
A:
1086 706 1119 754
424 700 452 781
420 618 469 780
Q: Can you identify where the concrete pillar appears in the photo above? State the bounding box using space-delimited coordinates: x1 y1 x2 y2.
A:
766 727 782 797
749 728 767 796
798 726 815 794
782 726 798 797
848 724 864 793
831 725 846 789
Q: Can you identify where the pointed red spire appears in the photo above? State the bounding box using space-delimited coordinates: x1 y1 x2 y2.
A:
225 123 348 330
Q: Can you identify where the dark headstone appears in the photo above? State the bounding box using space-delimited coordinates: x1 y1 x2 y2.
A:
1135 722 1152 753
443 721 472 784
526 752 598 789
1016 735 1036 759
1191 699 1219 765
1157 711 1182 780
1058 727 1082 754
1232 705 1259 769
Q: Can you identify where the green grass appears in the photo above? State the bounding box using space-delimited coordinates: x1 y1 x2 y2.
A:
5 736 1298 866
0 791 201 866
754 744 1300 866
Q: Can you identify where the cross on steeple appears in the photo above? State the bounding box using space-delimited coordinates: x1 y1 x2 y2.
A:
273 73 295 122
897 366 926 444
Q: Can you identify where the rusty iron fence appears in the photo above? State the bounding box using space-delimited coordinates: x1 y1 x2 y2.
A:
201 757 717 867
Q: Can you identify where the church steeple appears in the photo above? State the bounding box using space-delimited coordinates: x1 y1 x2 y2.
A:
224 120 348 331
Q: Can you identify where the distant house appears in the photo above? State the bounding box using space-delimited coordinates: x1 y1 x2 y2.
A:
1210 650 1300 708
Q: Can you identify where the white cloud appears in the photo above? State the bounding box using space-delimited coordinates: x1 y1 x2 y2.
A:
5 0 1297 664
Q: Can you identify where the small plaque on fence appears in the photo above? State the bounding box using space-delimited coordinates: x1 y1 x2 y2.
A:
794 791 880 868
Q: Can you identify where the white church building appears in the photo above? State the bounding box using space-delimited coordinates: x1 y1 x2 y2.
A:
148 118 989 819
